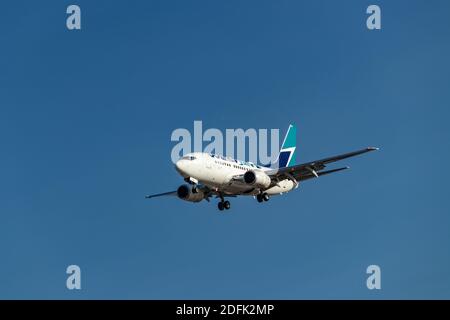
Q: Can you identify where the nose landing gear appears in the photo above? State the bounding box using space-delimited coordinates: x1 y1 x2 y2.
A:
218 200 231 211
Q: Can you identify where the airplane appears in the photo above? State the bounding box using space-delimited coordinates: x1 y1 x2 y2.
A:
145 125 378 211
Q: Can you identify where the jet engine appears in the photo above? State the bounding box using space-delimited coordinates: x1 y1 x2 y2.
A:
243 170 271 189
177 184 205 202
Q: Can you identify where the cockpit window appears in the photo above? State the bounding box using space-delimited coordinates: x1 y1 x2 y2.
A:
182 155 196 161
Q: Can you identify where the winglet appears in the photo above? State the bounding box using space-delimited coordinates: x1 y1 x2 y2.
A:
367 147 380 151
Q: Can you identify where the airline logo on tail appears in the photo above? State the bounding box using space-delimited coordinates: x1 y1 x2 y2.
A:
278 124 296 168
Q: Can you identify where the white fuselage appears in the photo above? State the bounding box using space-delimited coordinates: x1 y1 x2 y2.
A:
175 152 297 196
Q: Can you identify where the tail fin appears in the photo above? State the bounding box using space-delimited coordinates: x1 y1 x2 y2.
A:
277 124 296 168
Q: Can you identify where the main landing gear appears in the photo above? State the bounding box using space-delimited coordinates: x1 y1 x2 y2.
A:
218 200 231 211
256 193 270 203
217 193 231 211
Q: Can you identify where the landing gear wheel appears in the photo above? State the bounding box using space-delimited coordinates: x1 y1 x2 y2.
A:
256 194 263 203
218 202 224 211
263 193 269 201
223 200 231 210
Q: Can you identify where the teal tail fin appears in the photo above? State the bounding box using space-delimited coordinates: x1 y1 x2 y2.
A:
277 124 296 168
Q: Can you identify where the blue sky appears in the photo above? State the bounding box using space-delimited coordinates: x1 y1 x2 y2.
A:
1 0 450 299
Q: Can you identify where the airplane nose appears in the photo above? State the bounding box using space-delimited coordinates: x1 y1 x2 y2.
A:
175 158 192 177
175 160 182 171
175 159 186 174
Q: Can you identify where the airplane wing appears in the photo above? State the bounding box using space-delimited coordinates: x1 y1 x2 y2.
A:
145 190 177 199
265 147 378 182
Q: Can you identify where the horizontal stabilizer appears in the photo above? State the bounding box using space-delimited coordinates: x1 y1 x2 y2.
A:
145 191 177 199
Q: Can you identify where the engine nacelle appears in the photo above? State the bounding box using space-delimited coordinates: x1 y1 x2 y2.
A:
177 184 205 202
243 170 271 189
